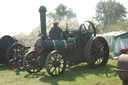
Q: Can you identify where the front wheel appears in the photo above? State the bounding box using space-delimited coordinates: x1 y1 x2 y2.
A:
45 50 66 77
23 51 42 73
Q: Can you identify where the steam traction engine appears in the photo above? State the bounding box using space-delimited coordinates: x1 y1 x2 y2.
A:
23 6 109 77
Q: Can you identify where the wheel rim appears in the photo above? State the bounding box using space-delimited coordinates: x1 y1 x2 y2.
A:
24 51 42 73
46 51 66 76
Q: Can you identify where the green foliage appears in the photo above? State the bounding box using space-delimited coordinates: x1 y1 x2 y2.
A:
59 19 79 31
94 0 127 28
47 4 77 22
0 60 123 85
104 19 128 33
47 4 79 34
55 4 68 20
47 4 79 33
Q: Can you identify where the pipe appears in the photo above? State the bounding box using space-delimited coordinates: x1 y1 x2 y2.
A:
39 6 47 37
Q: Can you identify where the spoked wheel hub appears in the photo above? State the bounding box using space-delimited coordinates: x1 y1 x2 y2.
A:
53 61 61 68
30 59 38 66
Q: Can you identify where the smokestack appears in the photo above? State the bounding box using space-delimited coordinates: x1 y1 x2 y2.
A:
39 6 47 37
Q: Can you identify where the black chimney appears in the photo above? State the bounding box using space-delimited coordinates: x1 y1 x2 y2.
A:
39 6 47 37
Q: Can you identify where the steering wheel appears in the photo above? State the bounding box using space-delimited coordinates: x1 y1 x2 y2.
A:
79 21 96 42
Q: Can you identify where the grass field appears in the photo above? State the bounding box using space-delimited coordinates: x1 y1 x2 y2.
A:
0 60 125 85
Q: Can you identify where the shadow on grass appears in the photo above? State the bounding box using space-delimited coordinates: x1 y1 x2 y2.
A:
0 64 10 70
32 63 117 85
22 61 118 85
0 64 26 76
24 71 46 78
122 82 128 85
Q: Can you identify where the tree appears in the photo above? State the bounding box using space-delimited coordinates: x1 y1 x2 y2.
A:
47 4 76 22
47 4 79 31
104 19 128 33
14 26 41 46
94 0 127 28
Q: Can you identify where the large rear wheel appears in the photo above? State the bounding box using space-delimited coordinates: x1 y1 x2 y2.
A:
85 36 109 67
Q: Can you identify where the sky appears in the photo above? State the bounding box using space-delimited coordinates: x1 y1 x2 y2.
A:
0 0 128 37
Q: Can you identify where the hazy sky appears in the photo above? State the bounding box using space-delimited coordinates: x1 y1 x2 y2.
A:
0 0 127 37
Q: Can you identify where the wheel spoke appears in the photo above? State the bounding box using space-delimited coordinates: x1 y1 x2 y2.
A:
58 67 60 73
97 59 101 64
48 61 53 65
91 48 98 52
33 66 36 72
58 65 63 69
49 65 54 69
55 67 57 75
95 56 104 64
91 53 98 58
51 67 56 73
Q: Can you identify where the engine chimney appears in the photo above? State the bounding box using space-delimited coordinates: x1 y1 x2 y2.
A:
39 6 47 37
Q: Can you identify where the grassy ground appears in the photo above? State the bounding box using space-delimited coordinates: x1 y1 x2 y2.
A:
0 60 125 85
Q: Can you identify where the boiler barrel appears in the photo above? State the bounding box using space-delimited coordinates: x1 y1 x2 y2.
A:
44 38 75 50
36 38 75 53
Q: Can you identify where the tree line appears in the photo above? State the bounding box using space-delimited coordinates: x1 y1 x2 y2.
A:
93 0 128 33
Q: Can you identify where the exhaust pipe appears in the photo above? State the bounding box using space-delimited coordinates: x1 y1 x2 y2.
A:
39 6 47 37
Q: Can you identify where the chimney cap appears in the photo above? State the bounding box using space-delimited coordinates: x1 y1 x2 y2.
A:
39 6 47 12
